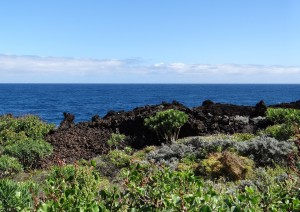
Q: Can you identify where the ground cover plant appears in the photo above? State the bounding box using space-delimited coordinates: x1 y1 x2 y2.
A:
0 115 54 173
263 108 300 140
0 109 300 211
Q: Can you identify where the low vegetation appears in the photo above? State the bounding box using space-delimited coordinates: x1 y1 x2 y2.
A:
0 115 54 173
263 108 300 140
0 108 300 211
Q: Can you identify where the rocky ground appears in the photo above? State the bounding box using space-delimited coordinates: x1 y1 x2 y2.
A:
42 100 300 166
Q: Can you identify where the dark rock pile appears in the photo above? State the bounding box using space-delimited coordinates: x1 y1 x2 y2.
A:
43 99 297 166
270 100 300 109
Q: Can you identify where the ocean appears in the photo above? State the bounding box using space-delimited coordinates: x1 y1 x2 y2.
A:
0 84 299 125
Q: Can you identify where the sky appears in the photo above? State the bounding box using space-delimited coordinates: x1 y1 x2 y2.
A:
0 0 300 83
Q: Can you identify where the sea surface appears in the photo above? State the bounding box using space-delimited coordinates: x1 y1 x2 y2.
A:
0 84 299 125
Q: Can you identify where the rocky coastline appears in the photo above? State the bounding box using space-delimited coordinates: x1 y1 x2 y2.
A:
42 99 300 166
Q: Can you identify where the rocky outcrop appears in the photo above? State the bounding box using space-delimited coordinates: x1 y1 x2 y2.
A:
59 112 75 130
43 100 276 165
270 100 300 109
42 99 298 166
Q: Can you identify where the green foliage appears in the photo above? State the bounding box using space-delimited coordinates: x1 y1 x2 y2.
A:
105 150 131 168
0 155 23 178
263 124 295 140
0 115 54 171
0 161 298 211
145 109 189 143
199 151 254 181
0 115 55 144
248 167 300 211
99 163 300 211
40 164 103 211
107 133 126 150
267 108 300 124
265 108 300 140
198 133 256 143
0 113 299 211
177 157 198 172
0 179 36 211
3 139 53 169
231 133 256 142
100 164 222 211
124 146 133 154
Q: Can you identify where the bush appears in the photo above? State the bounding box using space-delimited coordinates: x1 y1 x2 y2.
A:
0 155 23 178
262 124 295 140
0 179 36 211
3 139 53 169
180 136 295 167
199 151 254 181
265 108 300 140
231 133 256 142
0 115 54 144
185 137 236 159
267 108 300 124
237 136 295 166
0 115 54 170
147 143 195 169
100 165 223 211
145 109 188 143
105 150 131 168
107 133 126 150
40 164 102 211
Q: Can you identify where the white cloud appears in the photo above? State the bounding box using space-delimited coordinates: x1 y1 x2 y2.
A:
0 54 300 83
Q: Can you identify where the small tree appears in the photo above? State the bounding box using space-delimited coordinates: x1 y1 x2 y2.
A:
107 133 126 150
144 109 188 143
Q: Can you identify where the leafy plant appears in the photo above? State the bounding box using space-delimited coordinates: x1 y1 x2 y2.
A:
107 133 126 150
3 139 53 169
199 151 254 181
265 108 300 140
0 115 54 170
262 124 295 140
267 108 300 124
0 179 36 211
100 164 224 211
145 109 188 143
0 115 54 144
105 150 131 168
40 164 102 211
231 133 256 142
0 155 23 178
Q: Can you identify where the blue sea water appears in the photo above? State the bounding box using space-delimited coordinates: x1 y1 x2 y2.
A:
0 84 299 125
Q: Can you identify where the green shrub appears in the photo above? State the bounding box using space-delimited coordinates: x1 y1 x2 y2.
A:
3 139 53 169
262 124 295 140
145 109 188 143
0 155 23 178
106 150 131 168
107 133 126 150
0 115 54 144
265 108 300 140
231 133 256 142
199 151 254 181
267 108 300 124
40 164 102 211
92 156 121 179
100 164 222 211
0 179 36 211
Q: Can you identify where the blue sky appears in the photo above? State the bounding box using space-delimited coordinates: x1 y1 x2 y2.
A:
0 0 299 83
